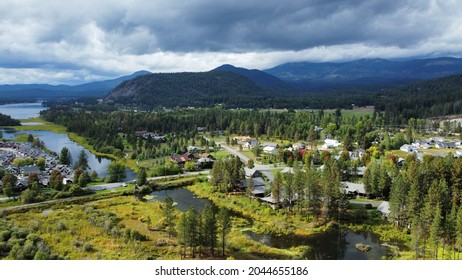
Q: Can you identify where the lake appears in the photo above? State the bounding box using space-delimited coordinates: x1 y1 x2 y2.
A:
0 102 47 120
151 187 211 212
244 227 391 260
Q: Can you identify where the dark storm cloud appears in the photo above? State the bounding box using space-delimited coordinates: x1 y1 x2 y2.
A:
0 0 461 84
114 0 446 52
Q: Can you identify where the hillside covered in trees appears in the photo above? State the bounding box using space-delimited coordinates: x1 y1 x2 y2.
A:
103 66 462 119
375 74 462 125
105 71 272 108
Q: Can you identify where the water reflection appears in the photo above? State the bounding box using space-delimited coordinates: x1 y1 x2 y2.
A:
1 129 136 180
151 188 210 212
244 228 389 260
0 102 47 119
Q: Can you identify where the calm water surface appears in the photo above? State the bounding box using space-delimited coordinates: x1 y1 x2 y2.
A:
0 102 47 119
245 228 390 260
151 188 211 211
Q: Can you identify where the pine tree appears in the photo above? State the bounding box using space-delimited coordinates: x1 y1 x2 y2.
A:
76 150 89 170
59 147 72 165
202 205 217 256
271 172 283 209
163 196 176 238
218 208 231 257
137 167 147 186
429 205 443 259
389 173 409 227
246 177 254 200
186 207 198 258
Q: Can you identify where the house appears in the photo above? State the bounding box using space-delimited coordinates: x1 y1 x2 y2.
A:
341 182 366 197
400 144 415 153
455 150 462 157
377 201 390 218
171 152 198 165
234 136 252 142
355 148 366 158
428 137 444 144
412 140 430 149
22 165 41 175
15 179 28 191
242 140 259 149
322 139 340 149
356 166 367 177
263 146 277 155
435 142 456 149
281 167 294 174
244 167 262 178
292 143 306 150
187 146 202 153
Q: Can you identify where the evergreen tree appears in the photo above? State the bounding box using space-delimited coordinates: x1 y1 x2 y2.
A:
59 147 72 165
75 150 89 170
163 196 176 238
185 207 198 258
2 173 15 198
107 161 126 183
218 208 231 257
245 177 254 200
137 167 147 186
271 172 283 209
389 173 409 227
429 205 443 259
202 205 217 256
50 169 63 191
456 206 462 260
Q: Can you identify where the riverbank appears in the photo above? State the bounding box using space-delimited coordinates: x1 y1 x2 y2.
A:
187 182 414 259
13 117 120 162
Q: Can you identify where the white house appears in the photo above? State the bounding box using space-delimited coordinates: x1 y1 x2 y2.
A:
242 140 259 149
292 143 306 150
322 139 340 149
412 140 430 149
400 144 415 153
377 201 390 218
263 146 277 155
341 182 366 196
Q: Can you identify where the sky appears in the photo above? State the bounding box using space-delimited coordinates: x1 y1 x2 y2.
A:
1 0 461 85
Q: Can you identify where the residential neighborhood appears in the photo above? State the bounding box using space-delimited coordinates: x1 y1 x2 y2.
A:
0 140 74 193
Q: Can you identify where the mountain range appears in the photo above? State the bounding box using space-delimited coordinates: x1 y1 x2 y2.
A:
264 57 462 90
2 57 462 103
0 70 151 100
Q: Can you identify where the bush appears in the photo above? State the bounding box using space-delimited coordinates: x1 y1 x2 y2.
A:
83 243 94 252
0 230 11 242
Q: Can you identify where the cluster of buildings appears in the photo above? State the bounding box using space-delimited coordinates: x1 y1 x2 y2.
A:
134 131 166 142
170 149 216 169
400 137 462 157
0 141 74 193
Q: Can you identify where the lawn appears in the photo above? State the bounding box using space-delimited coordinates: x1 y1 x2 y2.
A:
325 106 374 117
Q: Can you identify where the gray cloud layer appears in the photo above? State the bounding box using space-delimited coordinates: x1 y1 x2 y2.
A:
0 0 461 84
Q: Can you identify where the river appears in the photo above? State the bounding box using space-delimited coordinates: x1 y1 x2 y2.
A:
0 102 136 180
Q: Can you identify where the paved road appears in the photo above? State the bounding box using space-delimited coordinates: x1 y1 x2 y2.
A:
349 200 383 207
218 142 275 182
88 170 210 191
220 143 249 162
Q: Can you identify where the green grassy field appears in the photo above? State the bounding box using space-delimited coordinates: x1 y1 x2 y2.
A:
324 106 374 117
